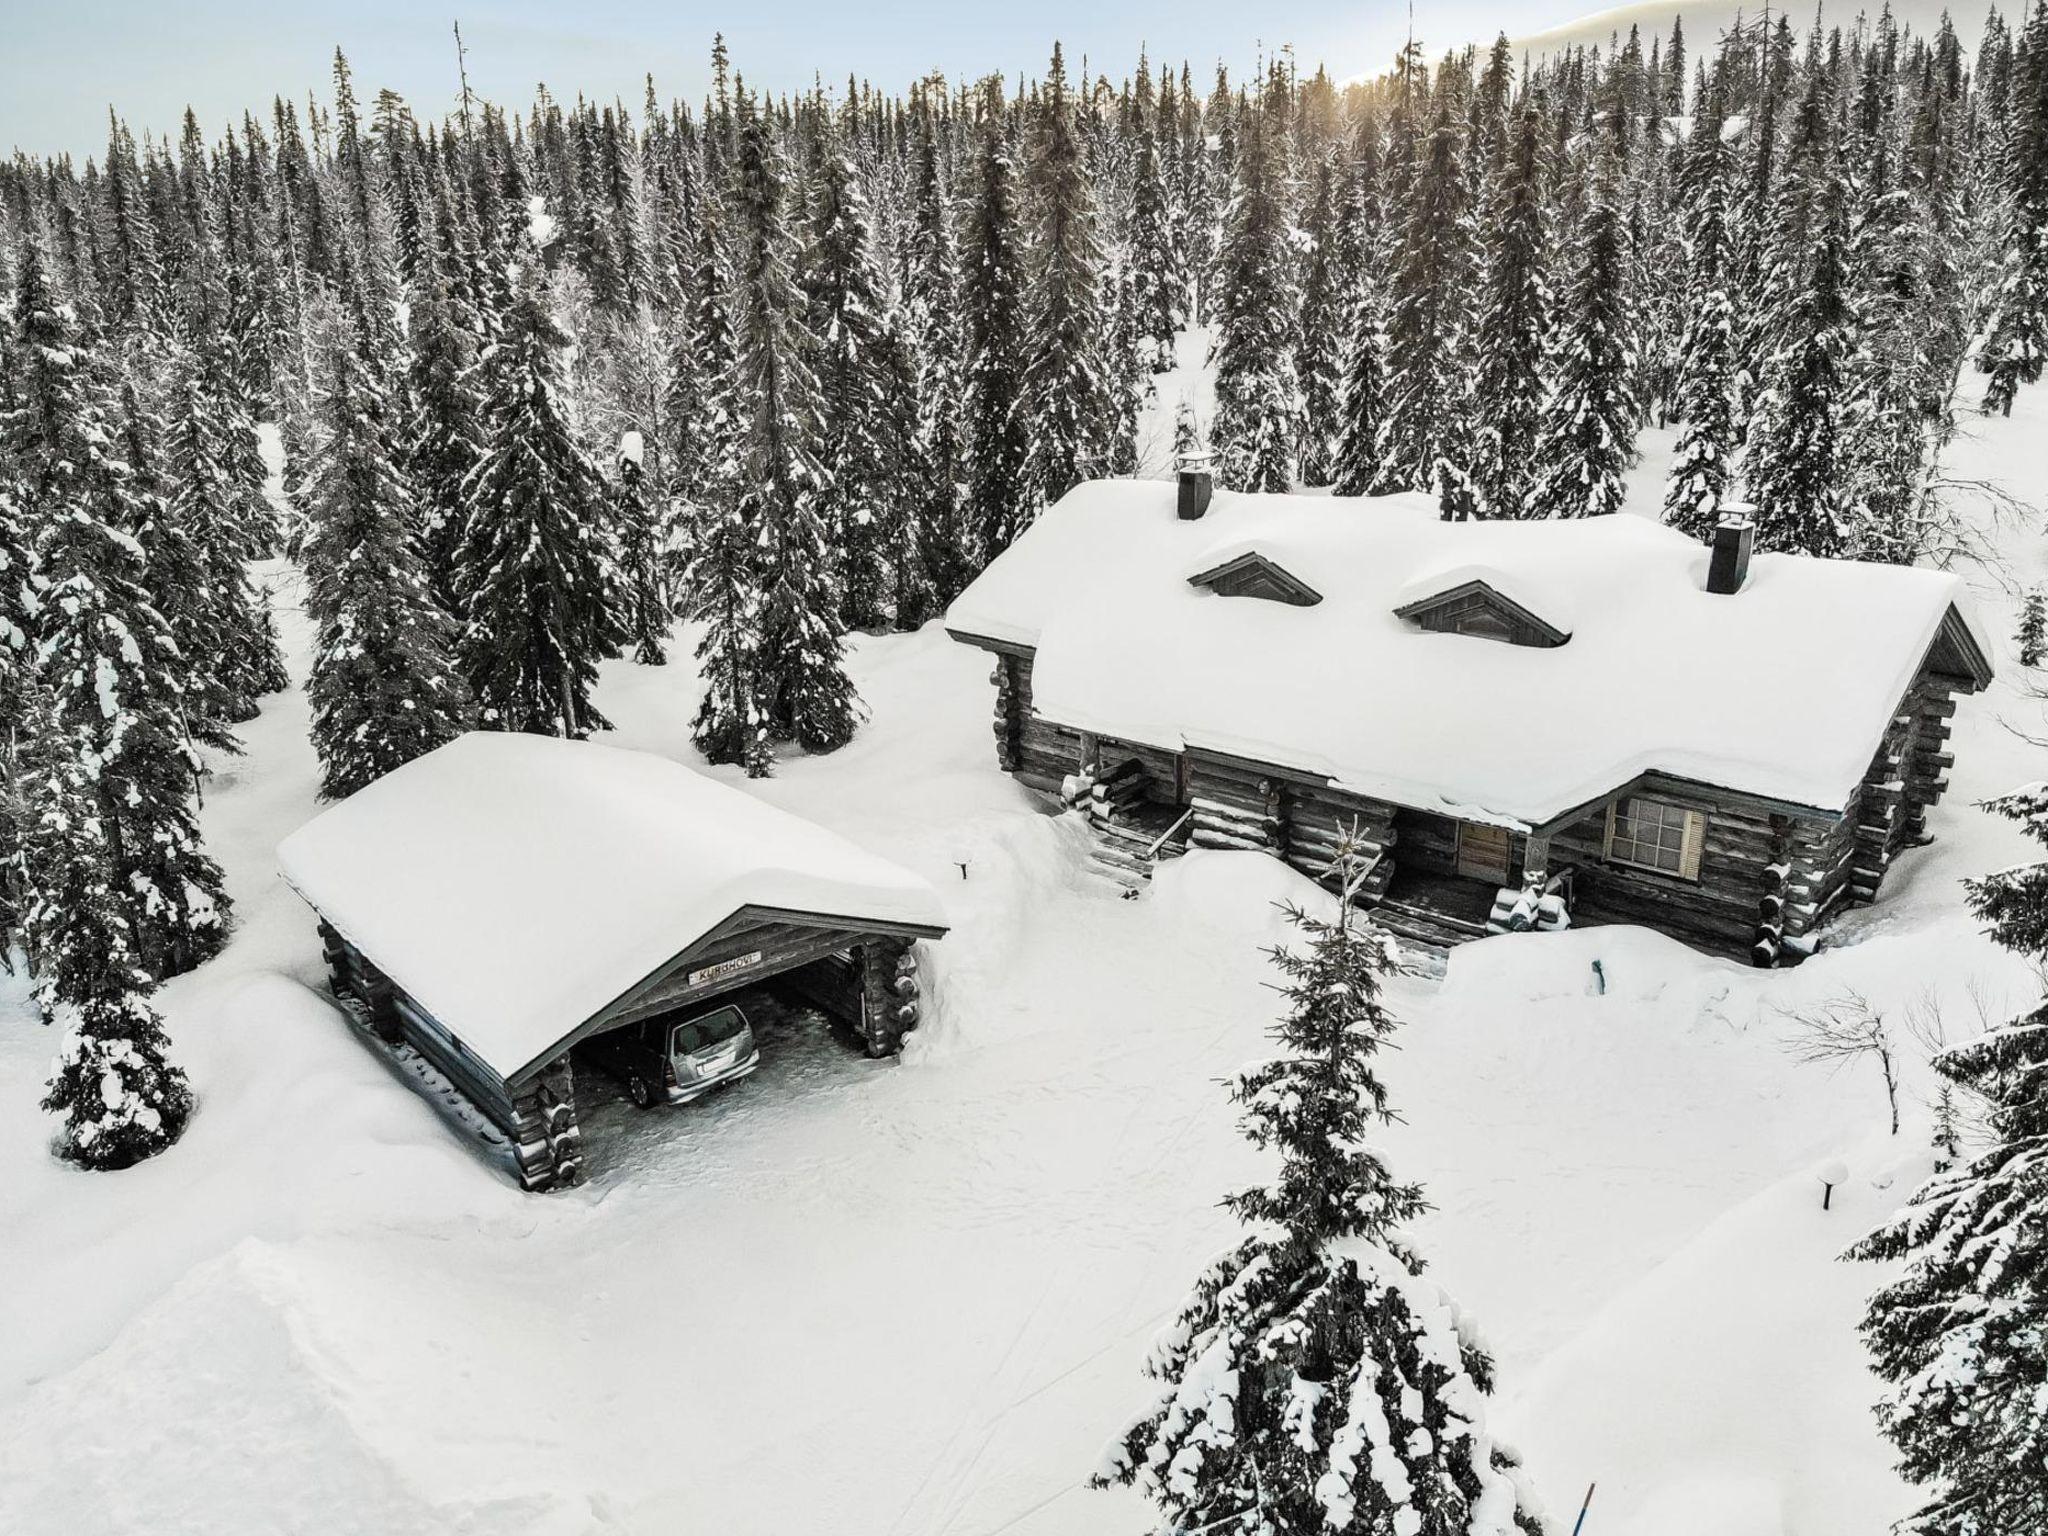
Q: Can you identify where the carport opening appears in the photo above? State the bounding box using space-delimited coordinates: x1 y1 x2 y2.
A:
569 949 881 1111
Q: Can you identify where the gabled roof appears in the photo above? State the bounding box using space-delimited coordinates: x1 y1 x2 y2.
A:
1187 550 1323 606
278 734 947 1083
945 479 1994 827
1392 575 1572 647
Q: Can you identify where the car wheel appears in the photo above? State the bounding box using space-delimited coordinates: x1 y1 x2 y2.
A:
627 1074 656 1109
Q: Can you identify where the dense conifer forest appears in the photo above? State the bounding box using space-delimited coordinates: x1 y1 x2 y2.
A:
1 6 2046 1161
3 10 2048 1528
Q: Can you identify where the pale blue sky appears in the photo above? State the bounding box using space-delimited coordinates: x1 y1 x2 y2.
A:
0 0 1587 160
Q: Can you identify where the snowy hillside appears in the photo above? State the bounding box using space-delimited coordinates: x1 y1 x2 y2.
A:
1513 0 1988 60
0 375 2041 1535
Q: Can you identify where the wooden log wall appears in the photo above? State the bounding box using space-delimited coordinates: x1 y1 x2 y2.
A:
1284 783 1397 886
323 923 585 1190
1091 735 1184 804
1185 751 1286 852
1004 653 1084 791
1550 787 1806 961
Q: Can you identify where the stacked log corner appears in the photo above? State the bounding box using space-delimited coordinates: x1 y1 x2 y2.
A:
322 920 400 1042
511 1057 584 1192
859 937 923 1058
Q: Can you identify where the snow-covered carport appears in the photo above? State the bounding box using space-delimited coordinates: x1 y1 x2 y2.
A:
277 733 948 1191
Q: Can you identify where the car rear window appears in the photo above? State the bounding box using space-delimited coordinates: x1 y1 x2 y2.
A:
671 1006 746 1054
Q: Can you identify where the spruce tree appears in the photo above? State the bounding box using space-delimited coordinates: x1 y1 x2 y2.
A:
1022 44 1112 506
1331 280 1393 498
163 351 290 722
902 93 975 603
614 433 671 666
1745 178 1855 558
802 116 900 632
2017 588 2045 667
6 240 230 982
1529 136 1639 520
402 168 487 612
27 733 193 1170
1469 94 1551 518
1376 88 1479 510
963 80 1033 558
455 246 623 738
728 99 863 755
1129 112 1183 371
126 377 246 752
1101 261 1148 477
1847 781 2048 1536
1210 63 1300 494
302 287 473 798
1981 0 2048 416
1096 845 1546 1533
1297 151 1349 486
1664 73 1741 538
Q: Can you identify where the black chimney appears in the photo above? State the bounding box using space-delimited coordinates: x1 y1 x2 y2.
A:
1708 511 1755 595
1177 451 1215 521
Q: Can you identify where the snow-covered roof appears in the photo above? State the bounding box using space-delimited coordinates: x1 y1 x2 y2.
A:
278 734 947 1083
946 480 1992 828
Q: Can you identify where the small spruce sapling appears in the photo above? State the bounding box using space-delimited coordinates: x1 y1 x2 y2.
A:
2017 587 2045 667
1095 832 1545 1533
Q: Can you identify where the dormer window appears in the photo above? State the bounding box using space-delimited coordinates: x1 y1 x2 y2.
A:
1187 551 1322 607
1393 579 1569 648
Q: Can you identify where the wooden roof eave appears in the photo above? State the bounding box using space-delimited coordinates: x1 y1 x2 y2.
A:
1929 603 1995 693
501 902 947 1090
1529 769 1844 842
945 626 1037 660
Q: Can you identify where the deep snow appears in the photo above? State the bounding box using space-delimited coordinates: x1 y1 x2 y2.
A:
2 381 2045 1535
279 732 946 1080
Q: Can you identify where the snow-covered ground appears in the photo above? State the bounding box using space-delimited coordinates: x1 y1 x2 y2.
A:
3 384 2045 1536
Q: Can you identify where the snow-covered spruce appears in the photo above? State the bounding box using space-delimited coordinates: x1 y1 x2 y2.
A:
1209 62 1300 496
961 77 1033 562
1096 848 1544 1535
1295 151 1350 489
901 88 975 608
1022 44 1112 510
1846 780 2048 1536
26 726 192 1170
454 243 624 740
1978 0 2048 418
8 239 230 982
1663 68 1743 538
1468 92 1551 521
727 95 862 759
613 431 670 668
802 110 905 634
1373 87 1478 515
301 276 473 799
1528 120 1638 523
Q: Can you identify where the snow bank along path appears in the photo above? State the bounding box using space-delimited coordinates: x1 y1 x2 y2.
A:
1 387 2045 1534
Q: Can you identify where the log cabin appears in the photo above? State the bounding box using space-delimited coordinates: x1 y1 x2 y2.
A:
279 734 948 1190
945 469 1994 964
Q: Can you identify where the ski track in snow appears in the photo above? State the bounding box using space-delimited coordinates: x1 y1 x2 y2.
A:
2 385 2046 1534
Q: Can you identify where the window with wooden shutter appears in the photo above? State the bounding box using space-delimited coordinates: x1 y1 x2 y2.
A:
1605 797 1706 881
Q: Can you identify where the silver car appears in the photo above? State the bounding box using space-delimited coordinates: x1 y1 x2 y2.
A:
589 1002 761 1108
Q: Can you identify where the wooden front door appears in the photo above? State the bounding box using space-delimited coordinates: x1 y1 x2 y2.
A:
1456 822 1513 885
